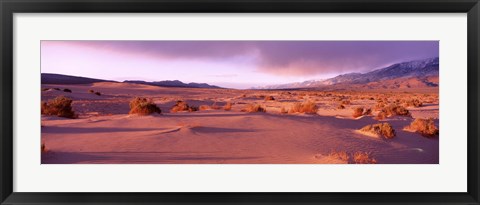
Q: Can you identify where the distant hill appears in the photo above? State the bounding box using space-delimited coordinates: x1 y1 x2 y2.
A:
253 57 439 90
124 80 222 89
41 73 222 88
41 73 114 84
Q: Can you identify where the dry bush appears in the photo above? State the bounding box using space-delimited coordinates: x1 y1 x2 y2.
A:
199 105 211 111
88 89 95 93
374 101 386 111
63 88 72 93
377 104 411 119
404 118 439 137
337 104 345 109
363 108 372 116
352 107 364 118
94 92 101 96
129 97 161 115
224 102 232 111
242 104 266 113
360 123 396 139
328 150 350 162
403 99 423 107
289 101 318 114
280 107 288 114
41 96 77 118
240 94 247 98
211 102 222 110
341 100 351 105
171 100 198 112
353 152 377 164
264 96 275 101
41 143 47 153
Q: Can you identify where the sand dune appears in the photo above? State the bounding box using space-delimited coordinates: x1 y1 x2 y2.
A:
41 82 439 164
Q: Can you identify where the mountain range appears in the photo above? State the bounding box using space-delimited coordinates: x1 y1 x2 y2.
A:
123 80 221 89
252 57 439 90
42 57 438 90
41 73 221 89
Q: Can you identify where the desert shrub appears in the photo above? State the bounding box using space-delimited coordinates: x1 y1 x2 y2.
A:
264 96 275 101
353 152 377 164
328 150 350 162
337 104 345 109
352 107 364 118
224 102 233 111
360 123 396 139
129 97 161 115
403 99 423 107
404 118 439 137
280 107 288 114
41 143 47 153
41 96 77 118
375 111 387 120
211 102 221 110
94 92 101 96
378 104 411 118
363 108 372 116
63 88 72 93
88 89 95 93
374 101 386 111
240 94 247 98
341 100 351 105
199 105 211 111
289 101 318 114
171 100 198 112
242 104 266 113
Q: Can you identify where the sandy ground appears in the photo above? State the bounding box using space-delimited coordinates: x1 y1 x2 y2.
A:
41 82 439 164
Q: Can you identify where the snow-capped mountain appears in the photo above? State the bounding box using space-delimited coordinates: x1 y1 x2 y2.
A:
253 57 439 90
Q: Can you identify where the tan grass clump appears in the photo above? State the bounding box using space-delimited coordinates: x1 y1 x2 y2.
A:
171 100 198 112
224 102 232 111
352 107 364 118
41 143 47 153
376 104 411 119
360 123 396 139
363 108 372 116
280 107 288 114
353 152 377 164
404 118 439 137
328 150 350 162
264 96 275 101
129 97 161 115
403 99 423 107
41 96 77 119
199 105 211 111
289 101 318 114
242 104 266 113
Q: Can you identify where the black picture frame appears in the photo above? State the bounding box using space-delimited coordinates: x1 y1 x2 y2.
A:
1 0 479 204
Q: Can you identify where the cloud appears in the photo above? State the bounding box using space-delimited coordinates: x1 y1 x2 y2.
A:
208 74 239 78
42 41 439 77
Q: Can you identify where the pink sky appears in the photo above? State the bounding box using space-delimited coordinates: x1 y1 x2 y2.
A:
41 41 438 89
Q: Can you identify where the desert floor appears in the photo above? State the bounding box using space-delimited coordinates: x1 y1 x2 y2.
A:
41 82 439 164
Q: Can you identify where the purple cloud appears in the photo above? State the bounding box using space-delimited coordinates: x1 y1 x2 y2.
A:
42 41 438 77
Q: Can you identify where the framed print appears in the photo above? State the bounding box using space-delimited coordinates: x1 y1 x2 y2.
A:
1 0 479 204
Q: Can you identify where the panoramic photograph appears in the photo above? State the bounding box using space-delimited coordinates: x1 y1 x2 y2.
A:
40 41 439 164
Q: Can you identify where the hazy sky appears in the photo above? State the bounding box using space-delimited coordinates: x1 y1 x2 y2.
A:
41 41 439 89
